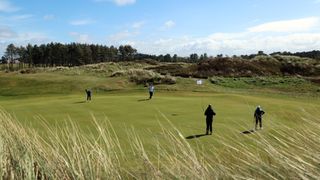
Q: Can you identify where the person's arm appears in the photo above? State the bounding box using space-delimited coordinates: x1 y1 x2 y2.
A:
256 108 262 117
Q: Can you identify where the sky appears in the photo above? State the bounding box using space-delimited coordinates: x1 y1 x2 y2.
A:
1 0 320 56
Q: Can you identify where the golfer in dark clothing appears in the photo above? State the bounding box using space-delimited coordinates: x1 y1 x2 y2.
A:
85 89 92 101
148 84 154 99
254 105 265 130
204 105 216 135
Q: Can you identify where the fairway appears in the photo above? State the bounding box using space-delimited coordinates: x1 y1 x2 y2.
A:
1 91 319 154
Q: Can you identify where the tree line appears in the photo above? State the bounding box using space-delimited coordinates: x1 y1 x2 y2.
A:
0 43 211 68
1 43 138 67
1 43 320 69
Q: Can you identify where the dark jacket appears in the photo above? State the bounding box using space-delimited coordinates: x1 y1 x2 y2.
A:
205 106 216 120
254 108 265 118
86 89 91 96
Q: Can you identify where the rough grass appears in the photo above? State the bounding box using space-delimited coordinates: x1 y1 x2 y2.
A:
1 68 319 97
1 107 320 179
209 76 318 93
187 55 320 77
111 69 176 85
2 54 320 77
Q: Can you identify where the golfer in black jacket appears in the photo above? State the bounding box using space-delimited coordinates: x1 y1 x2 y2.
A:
204 104 216 135
254 105 265 130
85 89 92 101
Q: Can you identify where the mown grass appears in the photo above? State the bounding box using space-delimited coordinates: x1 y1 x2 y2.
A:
1 91 320 164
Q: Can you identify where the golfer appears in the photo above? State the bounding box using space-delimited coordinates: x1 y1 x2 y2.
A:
148 83 154 99
254 105 265 130
204 104 216 135
85 89 92 101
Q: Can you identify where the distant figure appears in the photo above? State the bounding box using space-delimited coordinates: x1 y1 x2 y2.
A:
85 89 92 101
254 105 265 130
204 104 216 135
148 83 155 99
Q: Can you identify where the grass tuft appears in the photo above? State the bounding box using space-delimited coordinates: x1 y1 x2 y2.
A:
1 109 320 179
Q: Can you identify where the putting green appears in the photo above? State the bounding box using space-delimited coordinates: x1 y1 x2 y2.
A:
1 91 319 155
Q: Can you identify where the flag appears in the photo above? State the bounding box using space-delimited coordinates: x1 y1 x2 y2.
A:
196 80 203 85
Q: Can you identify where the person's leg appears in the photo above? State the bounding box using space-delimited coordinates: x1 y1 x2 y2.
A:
209 120 213 134
206 119 210 135
259 117 262 129
255 118 258 130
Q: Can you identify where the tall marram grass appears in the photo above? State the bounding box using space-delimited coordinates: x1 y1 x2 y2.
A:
1 109 320 179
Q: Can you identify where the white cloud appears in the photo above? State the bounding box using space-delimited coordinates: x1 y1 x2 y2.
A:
43 14 55 21
1 26 49 43
0 14 34 26
107 21 143 45
10 14 34 21
16 32 50 43
69 32 91 43
0 43 8 56
133 31 320 56
78 34 90 43
248 17 319 33
114 0 135 6
163 20 175 29
3 14 320 57
94 0 136 6
82 16 320 56
0 26 17 40
202 32 320 55
0 0 19 12
120 40 136 46
132 21 145 29
67 16 320 56
108 30 138 42
0 31 51 56
70 19 95 26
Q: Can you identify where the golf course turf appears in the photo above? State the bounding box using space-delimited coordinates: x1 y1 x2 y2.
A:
1 68 320 179
1 90 319 151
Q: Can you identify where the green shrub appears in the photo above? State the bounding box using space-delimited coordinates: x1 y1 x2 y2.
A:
111 69 176 85
209 77 224 84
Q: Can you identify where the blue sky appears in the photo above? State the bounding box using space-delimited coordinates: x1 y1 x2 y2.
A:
1 0 320 56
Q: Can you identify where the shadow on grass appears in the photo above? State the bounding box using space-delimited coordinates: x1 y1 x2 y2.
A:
74 101 87 104
242 129 255 134
185 134 208 139
137 98 150 102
